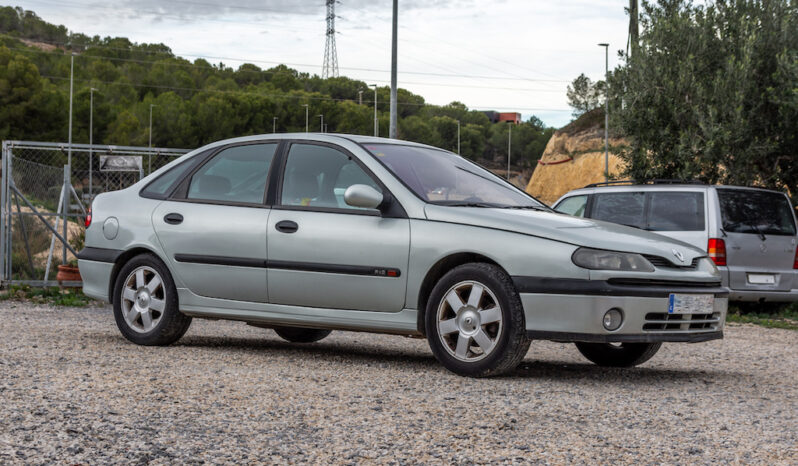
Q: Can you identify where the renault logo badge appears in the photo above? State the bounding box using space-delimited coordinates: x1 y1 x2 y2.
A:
672 248 685 263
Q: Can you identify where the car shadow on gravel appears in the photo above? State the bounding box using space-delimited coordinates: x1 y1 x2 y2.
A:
92 332 742 382
93 333 440 369
511 359 741 385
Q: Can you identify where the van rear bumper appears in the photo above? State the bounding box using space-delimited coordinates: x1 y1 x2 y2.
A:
728 289 798 303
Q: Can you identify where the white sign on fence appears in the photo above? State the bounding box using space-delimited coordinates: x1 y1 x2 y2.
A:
99 155 143 172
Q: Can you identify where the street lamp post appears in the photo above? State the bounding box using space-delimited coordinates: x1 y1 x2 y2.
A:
148 104 157 175
456 120 461 155
358 90 363 105
369 84 378 137
302 104 309 132
507 122 512 181
89 87 97 198
318 114 324 132
273 117 278 133
598 42 609 182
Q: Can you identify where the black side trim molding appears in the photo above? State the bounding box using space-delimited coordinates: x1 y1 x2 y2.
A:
173 254 401 278
77 247 124 263
512 276 728 298
526 330 723 344
174 254 265 268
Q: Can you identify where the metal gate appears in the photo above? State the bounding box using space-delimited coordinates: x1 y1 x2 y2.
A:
0 141 191 287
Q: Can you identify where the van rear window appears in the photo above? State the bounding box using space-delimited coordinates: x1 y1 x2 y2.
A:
717 189 796 236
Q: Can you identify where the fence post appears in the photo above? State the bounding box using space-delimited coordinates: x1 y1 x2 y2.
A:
0 141 7 285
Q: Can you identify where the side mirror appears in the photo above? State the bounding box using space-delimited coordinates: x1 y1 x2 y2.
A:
344 184 384 210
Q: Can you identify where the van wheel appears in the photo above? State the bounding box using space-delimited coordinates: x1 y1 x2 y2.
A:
113 253 191 346
425 263 530 377
575 342 661 367
274 326 332 343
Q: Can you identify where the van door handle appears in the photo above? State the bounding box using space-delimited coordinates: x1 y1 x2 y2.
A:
275 220 298 233
164 213 184 225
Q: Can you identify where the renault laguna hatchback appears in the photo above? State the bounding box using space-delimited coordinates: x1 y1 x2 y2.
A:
554 182 798 308
79 135 727 377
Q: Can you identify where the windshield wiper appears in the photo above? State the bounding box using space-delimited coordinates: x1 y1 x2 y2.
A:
501 205 552 212
438 201 501 208
750 223 767 241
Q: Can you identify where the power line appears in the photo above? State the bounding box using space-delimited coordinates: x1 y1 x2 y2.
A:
5 42 569 84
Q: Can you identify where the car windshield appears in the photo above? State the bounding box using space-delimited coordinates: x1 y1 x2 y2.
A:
364 143 548 209
717 188 796 236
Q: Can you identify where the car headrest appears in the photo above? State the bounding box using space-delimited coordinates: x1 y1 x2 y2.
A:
197 175 231 197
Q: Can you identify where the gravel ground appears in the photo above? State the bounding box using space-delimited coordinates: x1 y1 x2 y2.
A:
0 302 796 464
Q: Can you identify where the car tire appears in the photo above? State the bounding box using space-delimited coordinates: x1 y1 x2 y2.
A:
273 326 332 343
574 342 661 367
425 263 530 377
112 253 191 346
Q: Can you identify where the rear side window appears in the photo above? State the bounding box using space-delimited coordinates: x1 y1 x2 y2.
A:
592 192 646 228
717 189 796 236
647 192 705 231
555 195 587 217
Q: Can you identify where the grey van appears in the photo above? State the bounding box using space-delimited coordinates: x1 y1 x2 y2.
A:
553 182 798 306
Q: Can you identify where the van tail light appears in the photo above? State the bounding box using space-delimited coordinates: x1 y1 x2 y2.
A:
793 247 798 269
707 238 726 266
85 205 92 228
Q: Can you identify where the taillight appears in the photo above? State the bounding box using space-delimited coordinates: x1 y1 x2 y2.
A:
85 205 92 228
707 238 726 266
793 247 798 270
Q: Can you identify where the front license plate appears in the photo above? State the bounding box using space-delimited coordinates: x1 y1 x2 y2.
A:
668 294 714 314
747 273 776 285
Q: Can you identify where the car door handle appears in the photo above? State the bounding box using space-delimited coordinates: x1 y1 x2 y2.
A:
275 220 298 233
164 213 184 225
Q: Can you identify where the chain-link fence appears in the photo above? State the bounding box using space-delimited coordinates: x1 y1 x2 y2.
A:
1 141 191 287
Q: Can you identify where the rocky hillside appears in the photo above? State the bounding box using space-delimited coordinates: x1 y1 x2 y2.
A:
525 110 626 205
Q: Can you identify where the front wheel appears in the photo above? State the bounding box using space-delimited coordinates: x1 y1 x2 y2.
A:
425 263 530 377
575 342 661 367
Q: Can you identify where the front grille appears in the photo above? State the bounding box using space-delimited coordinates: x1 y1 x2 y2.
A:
607 278 721 288
643 312 721 332
643 254 700 270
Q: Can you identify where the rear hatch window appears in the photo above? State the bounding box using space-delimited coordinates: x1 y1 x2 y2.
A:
717 189 796 236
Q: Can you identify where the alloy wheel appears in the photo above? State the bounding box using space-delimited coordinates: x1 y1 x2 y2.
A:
121 266 166 333
436 280 503 362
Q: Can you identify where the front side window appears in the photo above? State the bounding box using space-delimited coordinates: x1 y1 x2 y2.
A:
555 195 587 217
280 144 381 210
364 144 546 209
647 191 705 231
592 192 646 229
718 189 796 236
187 143 277 204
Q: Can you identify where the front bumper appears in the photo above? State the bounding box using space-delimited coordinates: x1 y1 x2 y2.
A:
514 277 728 343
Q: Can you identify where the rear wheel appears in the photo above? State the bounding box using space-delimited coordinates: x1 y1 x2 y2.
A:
113 254 191 346
425 263 530 377
575 342 661 367
273 326 332 343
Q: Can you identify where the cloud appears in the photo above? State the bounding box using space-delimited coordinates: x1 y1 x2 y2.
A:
115 0 471 20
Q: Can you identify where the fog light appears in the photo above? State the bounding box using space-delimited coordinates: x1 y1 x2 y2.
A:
603 308 623 331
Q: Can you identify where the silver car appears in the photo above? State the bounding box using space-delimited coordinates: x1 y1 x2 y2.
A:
553 183 798 309
79 134 728 377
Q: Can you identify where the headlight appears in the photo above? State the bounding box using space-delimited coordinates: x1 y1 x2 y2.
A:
572 247 655 272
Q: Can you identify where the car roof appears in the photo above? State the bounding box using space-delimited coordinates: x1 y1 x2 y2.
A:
557 183 789 202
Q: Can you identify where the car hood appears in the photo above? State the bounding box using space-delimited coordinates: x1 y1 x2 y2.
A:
424 204 706 263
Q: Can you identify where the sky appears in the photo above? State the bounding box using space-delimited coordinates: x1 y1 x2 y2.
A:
18 0 630 128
